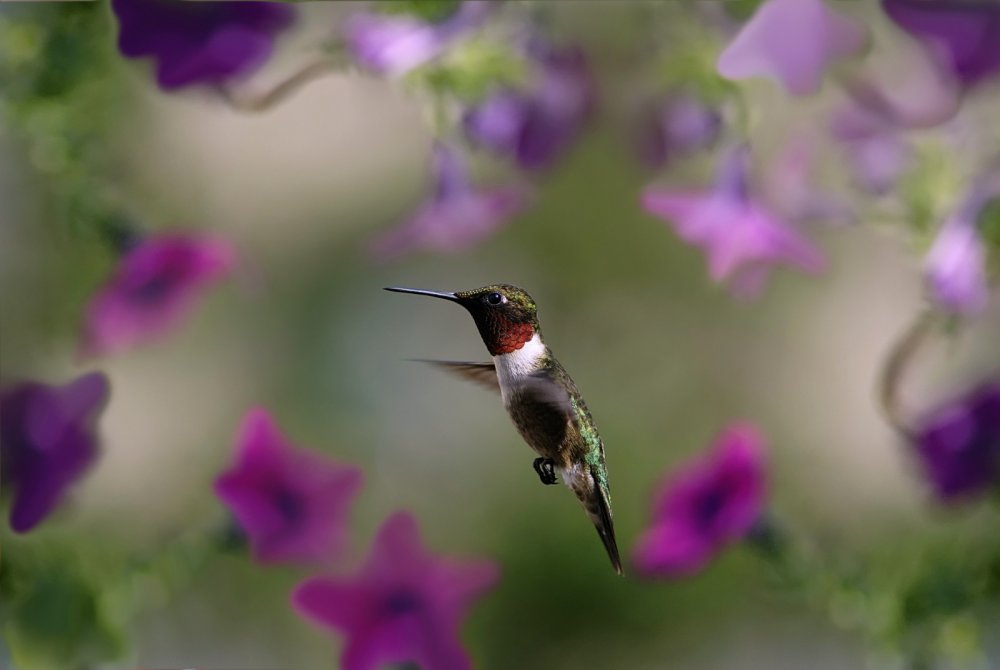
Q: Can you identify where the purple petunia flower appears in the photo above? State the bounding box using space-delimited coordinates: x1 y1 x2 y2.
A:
633 423 766 578
641 146 826 297
111 0 295 91
717 0 867 96
346 1 493 77
924 173 1000 315
843 132 912 196
292 511 500 670
1 373 110 533
830 73 959 194
464 42 595 170
882 0 1000 88
81 233 236 357
214 409 363 566
913 383 1000 501
634 94 721 170
369 143 527 259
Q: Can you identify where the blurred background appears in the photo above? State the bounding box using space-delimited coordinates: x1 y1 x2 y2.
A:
1 2 999 669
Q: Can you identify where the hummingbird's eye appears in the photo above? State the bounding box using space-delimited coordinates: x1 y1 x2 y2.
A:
486 291 505 305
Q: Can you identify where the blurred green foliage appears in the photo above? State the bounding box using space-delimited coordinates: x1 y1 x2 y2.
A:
0 2 126 241
1 536 125 670
378 0 463 23
408 39 528 104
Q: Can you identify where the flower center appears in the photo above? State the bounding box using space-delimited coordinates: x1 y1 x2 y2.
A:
272 488 303 524
383 590 422 615
130 273 177 305
694 488 727 528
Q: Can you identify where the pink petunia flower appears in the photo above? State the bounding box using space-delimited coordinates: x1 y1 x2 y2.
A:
633 423 767 578
293 511 499 670
717 0 867 96
642 146 826 297
369 144 527 260
215 409 363 566
924 172 1000 316
81 233 236 357
346 1 493 77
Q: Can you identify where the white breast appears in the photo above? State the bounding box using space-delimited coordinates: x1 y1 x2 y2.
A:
493 332 546 402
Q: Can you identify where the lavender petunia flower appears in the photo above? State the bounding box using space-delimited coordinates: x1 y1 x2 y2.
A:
346 1 493 77
214 409 363 566
925 218 988 314
1 373 110 533
882 0 1000 87
641 146 826 297
464 43 595 170
924 175 1000 315
633 423 766 578
830 66 966 194
292 511 500 670
81 233 236 357
913 384 1000 501
833 107 912 197
111 0 294 90
634 94 721 170
369 144 527 260
717 0 867 96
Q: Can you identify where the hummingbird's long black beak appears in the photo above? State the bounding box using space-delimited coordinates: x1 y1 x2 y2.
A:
383 287 460 302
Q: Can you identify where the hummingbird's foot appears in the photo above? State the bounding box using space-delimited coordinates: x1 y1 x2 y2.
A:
533 458 558 486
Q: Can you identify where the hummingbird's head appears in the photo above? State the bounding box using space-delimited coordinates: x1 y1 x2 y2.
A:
384 284 540 356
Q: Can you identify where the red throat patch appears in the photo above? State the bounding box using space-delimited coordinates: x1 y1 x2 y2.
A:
491 322 535 356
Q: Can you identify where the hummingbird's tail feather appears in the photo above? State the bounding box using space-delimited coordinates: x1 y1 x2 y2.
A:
566 465 623 575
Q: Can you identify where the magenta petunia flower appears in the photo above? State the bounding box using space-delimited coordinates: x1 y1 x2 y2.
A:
293 511 500 670
717 0 867 96
633 423 766 578
924 174 1000 315
81 233 236 357
214 409 363 566
369 144 527 260
346 1 493 77
111 0 295 90
463 42 595 170
634 94 721 170
641 146 826 297
882 0 1000 88
1 373 110 533
913 383 1000 502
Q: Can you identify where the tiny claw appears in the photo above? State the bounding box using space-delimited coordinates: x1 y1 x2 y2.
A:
533 457 558 486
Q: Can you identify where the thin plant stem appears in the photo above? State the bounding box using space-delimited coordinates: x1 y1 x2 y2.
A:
878 308 942 438
219 57 342 113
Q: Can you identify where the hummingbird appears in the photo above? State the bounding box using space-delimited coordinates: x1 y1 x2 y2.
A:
385 284 622 575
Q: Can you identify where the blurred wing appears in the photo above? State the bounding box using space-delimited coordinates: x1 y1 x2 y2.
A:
416 360 500 393
515 372 577 425
507 370 580 448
